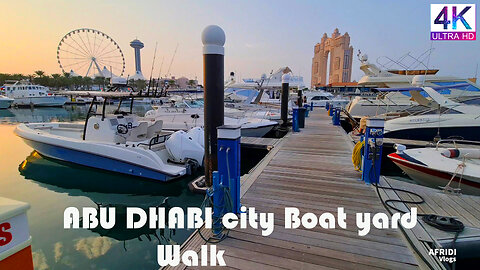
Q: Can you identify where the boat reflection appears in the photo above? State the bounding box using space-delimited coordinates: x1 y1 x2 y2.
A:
18 151 203 247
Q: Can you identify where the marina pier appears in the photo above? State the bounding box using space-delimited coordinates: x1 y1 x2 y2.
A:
167 110 422 270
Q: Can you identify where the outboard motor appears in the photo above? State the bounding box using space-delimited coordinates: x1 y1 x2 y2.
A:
165 130 204 166
187 127 204 148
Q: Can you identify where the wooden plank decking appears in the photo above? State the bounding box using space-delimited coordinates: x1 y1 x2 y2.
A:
165 110 419 270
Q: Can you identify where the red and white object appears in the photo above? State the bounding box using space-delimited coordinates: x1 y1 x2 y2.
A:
388 145 480 196
0 197 33 270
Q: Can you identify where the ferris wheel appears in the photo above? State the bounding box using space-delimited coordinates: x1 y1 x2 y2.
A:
57 28 125 77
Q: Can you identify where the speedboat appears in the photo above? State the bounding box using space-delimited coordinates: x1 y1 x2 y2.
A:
388 143 480 196
145 101 278 137
0 95 14 109
15 92 205 182
3 80 68 107
383 84 480 142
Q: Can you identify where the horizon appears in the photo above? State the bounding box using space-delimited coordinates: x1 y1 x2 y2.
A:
1 0 479 86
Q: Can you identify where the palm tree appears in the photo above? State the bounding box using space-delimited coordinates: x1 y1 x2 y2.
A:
83 76 93 90
34 70 45 77
93 76 105 91
51 74 61 90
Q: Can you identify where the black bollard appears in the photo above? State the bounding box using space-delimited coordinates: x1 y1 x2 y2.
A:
281 73 290 128
202 25 225 187
297 89 303 107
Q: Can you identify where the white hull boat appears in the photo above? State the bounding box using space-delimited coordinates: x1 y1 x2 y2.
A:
15 93 205 182
3 80 67 107
0 95 14 109
145 107 278 137
389 146 480 196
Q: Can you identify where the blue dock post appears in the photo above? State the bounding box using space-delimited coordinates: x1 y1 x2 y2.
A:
333 107 340 126
292 107 300 132
217 125 241 214
361 119 384 185
310 101 314 111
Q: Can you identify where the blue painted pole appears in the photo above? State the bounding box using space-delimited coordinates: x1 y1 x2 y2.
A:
217 125 241 214
292 107 299 132
310 101 314 111
361 119 384 185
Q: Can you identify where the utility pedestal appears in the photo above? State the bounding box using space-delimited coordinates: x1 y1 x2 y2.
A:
361 119 384 185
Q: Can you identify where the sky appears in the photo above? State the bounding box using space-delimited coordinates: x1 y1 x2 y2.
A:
0 0 479 86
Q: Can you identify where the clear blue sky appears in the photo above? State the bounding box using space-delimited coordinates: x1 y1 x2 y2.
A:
1 0 479 85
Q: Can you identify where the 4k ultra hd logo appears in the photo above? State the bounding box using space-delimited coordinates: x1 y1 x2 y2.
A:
431 4 476 40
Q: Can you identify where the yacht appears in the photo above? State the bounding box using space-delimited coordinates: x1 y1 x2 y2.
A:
15 92 204 182
345 55 480 119
0 95 14 109
383 84 480 142
3 80 68 107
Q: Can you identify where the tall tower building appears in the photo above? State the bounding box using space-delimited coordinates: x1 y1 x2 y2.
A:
311 28 353 88
130 39 145 80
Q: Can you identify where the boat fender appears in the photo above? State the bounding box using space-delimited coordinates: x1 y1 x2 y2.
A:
442 148 480 159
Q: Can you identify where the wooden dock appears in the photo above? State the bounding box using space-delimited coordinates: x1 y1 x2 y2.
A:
166 110 420 270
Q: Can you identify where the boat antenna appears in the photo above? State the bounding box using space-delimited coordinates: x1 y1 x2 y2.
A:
475 63 478 82
421 41 435 87
165 43 179 78
147 42 158 97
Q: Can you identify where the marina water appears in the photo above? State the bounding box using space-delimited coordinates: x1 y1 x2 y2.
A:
0 104 205 269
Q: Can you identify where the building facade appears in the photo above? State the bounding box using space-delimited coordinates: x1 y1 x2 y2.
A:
311 28 353 88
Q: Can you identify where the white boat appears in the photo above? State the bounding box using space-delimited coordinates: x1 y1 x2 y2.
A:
303 90 349 108
0 95 14 109
3 80 68 107
383 84 480 142
388 144 480 195
346 54 480 119
145 102 278 137
14 92 204 182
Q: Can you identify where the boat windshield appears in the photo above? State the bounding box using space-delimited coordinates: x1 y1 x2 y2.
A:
412 107 462 116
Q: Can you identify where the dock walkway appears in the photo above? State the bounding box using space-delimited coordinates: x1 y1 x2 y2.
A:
167 111 419 270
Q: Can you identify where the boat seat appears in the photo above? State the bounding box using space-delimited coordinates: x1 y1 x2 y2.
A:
147 120 163 138
126 122 148 142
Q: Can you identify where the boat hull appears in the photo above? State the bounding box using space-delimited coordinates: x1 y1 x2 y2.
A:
20 138 178 182
13 96 68 107
385 126 480 142
388 153 480 195
240 124 276 137
0 99 14 109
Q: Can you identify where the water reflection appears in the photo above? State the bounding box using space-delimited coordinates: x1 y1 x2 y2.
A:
18 151 203 269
